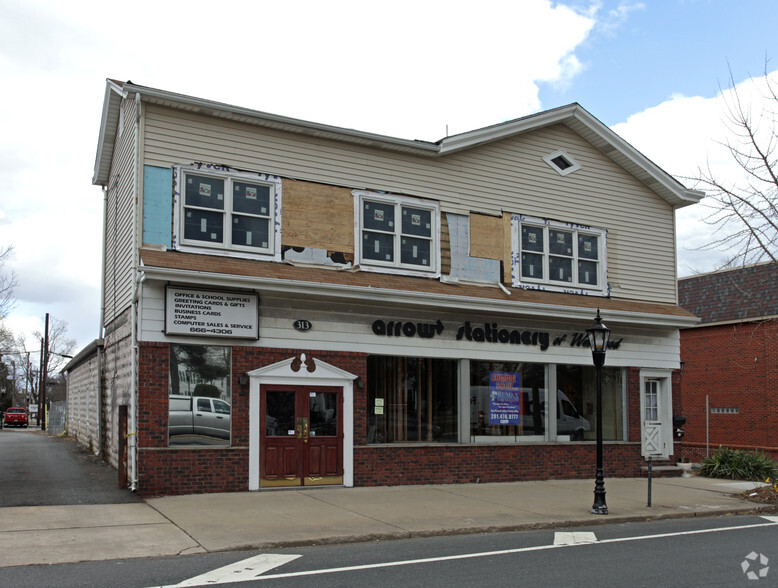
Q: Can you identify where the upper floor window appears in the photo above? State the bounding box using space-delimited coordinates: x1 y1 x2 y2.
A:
353 190 440 277
174 164 282 260
511 214 607 295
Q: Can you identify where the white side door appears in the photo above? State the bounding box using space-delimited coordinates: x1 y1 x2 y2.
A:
641 375 670 459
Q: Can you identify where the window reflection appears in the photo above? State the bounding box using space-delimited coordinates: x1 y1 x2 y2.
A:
556 365 624 441
169 344 231 446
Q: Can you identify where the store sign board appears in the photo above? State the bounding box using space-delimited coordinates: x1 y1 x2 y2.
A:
165 287 259 339
371 318 623 351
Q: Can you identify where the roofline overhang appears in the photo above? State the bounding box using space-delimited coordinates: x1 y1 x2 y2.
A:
139 264 700 330
93 80 703 208
93 80 128 186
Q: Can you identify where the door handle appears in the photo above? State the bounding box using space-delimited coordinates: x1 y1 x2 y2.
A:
296 417 304 439
303 417 309 443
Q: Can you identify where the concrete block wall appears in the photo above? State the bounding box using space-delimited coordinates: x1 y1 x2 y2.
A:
65 355 100 450
101 308 134 470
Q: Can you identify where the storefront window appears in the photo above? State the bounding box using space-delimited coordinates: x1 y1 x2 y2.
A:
168 344 231 446
367 356 457 443
556 365 624 441
470 362 546 438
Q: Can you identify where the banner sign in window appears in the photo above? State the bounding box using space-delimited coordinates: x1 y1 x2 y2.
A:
165 286 259 339
489 372 522 425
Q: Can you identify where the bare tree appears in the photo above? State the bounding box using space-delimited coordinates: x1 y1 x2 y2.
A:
695 63 778 267
12 316 76 407
0 245 17 318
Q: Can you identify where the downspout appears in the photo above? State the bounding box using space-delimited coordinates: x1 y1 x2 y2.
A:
129 91 141 492
96 186 109 457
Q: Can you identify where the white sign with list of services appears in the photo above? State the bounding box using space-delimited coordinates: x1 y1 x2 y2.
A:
165 287 259 339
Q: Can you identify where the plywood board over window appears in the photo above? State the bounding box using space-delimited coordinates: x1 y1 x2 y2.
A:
440 213 451 275
282 179 354 252
469 212 504 260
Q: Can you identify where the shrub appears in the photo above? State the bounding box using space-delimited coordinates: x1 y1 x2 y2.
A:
698 447 778 481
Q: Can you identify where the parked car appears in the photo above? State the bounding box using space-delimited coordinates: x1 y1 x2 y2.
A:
4 407 29 428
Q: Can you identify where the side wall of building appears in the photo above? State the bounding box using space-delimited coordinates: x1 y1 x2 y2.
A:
678 320 778 459
66 354 100 452
101 309 134 470
103 96 139 326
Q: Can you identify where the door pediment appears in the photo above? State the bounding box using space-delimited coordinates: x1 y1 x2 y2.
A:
248 353 356 383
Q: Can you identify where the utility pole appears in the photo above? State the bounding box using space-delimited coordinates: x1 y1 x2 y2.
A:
41 313 49 431
36 338 43 427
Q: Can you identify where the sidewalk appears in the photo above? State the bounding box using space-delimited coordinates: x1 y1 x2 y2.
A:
0 476 772 568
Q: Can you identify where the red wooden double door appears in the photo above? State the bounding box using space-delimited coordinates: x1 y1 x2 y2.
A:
260 385 343 487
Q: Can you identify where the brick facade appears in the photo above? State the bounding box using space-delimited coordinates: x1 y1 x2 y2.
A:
677 320 778 461
133 342 662 496
136 343 369 496
353 443 644 486
677 264 778 462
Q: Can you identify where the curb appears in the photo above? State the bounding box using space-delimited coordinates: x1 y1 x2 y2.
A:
187 504 774 553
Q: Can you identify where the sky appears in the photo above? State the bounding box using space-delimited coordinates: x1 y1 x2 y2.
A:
0 0 776 353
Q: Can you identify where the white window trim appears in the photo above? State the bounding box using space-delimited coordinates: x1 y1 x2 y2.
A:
173 163 282 261
542 149 581 176
510 214 608 296
353 189 441 278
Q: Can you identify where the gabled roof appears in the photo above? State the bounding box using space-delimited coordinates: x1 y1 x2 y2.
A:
93 79 703 208
678 262 778 324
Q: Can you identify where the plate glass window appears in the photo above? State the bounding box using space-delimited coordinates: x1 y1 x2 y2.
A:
168 344 232 446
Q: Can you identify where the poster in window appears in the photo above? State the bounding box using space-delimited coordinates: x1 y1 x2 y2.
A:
488 372 522 425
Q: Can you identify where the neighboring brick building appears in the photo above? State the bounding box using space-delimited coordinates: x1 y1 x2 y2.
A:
65 80 702 496
677 262 778 461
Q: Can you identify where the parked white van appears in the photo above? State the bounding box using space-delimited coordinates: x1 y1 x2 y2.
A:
471 387 590 440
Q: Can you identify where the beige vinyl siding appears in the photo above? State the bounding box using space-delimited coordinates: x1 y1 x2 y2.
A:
103 96 138 324
142 105 678 304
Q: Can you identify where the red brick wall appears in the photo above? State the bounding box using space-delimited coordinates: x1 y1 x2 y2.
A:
677 320 778 457
136 342 659 495
136 343 368 496
354 443 644 485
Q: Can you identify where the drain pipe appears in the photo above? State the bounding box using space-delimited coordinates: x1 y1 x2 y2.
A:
128 91 142 492
95 185 109 458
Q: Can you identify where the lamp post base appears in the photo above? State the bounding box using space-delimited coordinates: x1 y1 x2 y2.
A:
592 470 608 515
591 503 609 515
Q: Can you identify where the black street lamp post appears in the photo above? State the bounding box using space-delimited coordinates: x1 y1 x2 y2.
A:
587 309 611 515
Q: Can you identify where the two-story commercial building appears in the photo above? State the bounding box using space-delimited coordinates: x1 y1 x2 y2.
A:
67 79 702 496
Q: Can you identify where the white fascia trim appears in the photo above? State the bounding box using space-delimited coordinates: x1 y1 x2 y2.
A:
121 83 440 157
139 264 699 329
93 80 129 186
438 105 579 154
572 108 704 206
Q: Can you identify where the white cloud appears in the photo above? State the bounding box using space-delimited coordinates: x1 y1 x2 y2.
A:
612 69 778 276
1 0 605 350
